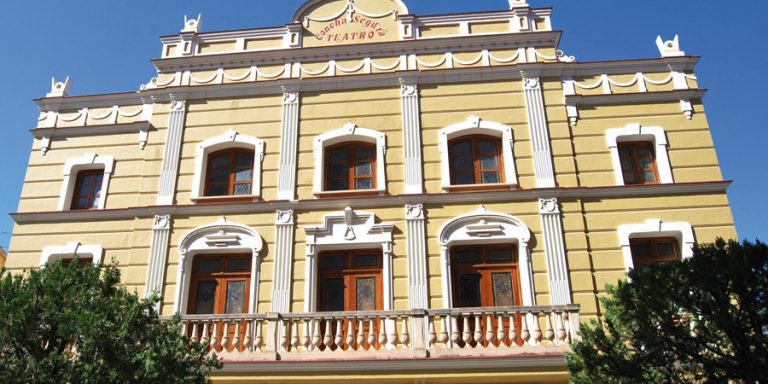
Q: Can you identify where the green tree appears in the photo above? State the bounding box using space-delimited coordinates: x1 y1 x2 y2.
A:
567 239 768 383
0 259 220 384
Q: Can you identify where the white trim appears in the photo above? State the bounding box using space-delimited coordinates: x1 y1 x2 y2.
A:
57 153 115 211
174 217 264 314
312 123 387 195
303 207 395 312
40 241 103 266
437 206 534 309
190 129 265 199
617 219 695 272
438 116 517 190
606 123 673 185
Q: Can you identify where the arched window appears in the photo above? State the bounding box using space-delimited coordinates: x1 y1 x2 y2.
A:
204 148 255 196
324 142 376 191
448 135 504 185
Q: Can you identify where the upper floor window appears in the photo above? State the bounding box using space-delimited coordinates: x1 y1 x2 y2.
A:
205 149 255 196
318 250 383 312
71 169 104 210
451 245 521 308
630 237 680 267
618 142 658 185
325 142 376 191
449 136 504 186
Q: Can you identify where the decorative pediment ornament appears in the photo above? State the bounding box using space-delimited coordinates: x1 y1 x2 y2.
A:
465 219 505 237
179 218 263 256
295 0 408 47
439 206 531 246
304 206 394 254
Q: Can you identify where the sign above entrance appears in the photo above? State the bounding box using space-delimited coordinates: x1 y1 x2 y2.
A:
294 0 409 47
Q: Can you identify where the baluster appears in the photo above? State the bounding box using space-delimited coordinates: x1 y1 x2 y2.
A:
531 312 542 344
508 313 517 346
244 320 253 352
222 321 232 351
427 316 437 347
254 320 264 350
485 314 495 348
323 319 333 350
387 316 398 346
451 315 461 348
201 321 211 348
545 312 555 343
462 314 472 347
302 319 311 349
291 320 300 351
557 312 567 343
562 312 572 344
346 318 356 350
377 316 387 348
356 319 365 350
280 319 290 351
400 317 410 346
190 322 199 343
496 314 506 348
473 314 483 347
233 321 242 352
520 314 530 345
365 318 374 349
438 315 449 344
312 318 322 351
211 321 220 351
334 318 344 349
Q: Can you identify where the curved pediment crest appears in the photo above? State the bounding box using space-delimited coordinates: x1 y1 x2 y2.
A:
438 206 531 246
294 0 408 47
179 217 263 256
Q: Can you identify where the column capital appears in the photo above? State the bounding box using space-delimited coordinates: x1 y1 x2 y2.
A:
405 204 425 220
153 214 171 230
275 209 295 225
539 198 561 215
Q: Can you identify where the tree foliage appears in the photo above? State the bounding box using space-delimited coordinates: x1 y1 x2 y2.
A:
0 260 220 384
567 239 768 383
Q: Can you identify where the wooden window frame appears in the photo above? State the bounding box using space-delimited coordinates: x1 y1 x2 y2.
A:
448 135 505 187
187 254 252 315
617 141 659 185
204 148 255 197
317 250 384 312
450 244 522 308
630 237 681 267
70 169 104 210
323 142 377 192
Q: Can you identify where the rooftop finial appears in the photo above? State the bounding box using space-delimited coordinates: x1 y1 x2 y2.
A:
47 77 71 97
656 35 685 57
182 14 202 33
509 0 529 9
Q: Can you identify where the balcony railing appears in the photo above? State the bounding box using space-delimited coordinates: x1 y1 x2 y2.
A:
178 305 580 362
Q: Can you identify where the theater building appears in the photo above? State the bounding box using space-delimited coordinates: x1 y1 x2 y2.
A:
5 0 737 382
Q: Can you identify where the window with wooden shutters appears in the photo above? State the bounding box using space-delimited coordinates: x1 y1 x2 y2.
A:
188 254 252 315
317 250 383 312
618 141 658 185
448 135 504 186
70 169 104 210
204 149 255 196
450 245 522 308
324 142 376 191
630 237 681 267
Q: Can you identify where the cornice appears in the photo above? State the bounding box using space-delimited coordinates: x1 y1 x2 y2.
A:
566 89 707 106
30 121 152 139
10 181 732 224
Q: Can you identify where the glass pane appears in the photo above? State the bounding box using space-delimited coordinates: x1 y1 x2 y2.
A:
329 179 348 191
330 163 347 178
488 249 513 262
623 172 636 183
479 154 498 170
194 281 217 314
210 169 229 183
236 152 254 165
478 140 498 153
76 197 89 209
208 184 227 196
211 154 230 168
455 250 480 264
233 184 251 195
235 168 252 182
94 174 104 185
481 172 500 184
356 277 376 311
355 178 372 190
453 156 472 170
197 259 221 273
620 159 634 170
636 147 649 157
321 255 346 270
225 280 246 314
354 254 378 267
355 148 372 160
355 161 372 176
453 173 474 185
640 159 652 169
618 147 631 157
330 148 348 161
90 197 100 209
631 243 650 258
79 185 90 195
643 172 655 182
491 273 515 307
458 273 482 308
657 242 675 256
451 141 471 154
323 278 344 311
228 259 250 272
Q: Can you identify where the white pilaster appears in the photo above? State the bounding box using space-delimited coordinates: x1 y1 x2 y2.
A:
277 89 300 200
156 100 187 205
539 198 572 305
271 210 295 313
400 80 424 194
145 215 171 310
405 204 429 309
522 77 556 188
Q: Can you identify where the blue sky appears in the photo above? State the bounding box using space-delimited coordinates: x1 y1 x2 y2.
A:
0 0 765 250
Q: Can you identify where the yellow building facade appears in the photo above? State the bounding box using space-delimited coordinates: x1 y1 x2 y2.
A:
6 0 736 382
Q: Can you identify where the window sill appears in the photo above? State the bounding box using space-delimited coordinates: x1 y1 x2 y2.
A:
443 183 518 193
191 195 262 204
314 189 387 199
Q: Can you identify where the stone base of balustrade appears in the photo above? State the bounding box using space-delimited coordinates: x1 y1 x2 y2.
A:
427 343 570 358
216 350 279 362
278 347 428 361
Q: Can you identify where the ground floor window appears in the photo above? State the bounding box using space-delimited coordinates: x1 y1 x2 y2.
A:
630 237 680 267
188 254 251 315
318 250 383 312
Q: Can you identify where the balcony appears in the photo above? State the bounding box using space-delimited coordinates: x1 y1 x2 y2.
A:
178 305 580 368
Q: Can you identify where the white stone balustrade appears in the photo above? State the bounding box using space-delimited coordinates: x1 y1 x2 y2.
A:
177 305 579 362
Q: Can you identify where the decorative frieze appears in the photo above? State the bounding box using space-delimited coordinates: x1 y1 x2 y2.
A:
271 210 295 313
145 215 171 310
277 89 300 200
405 204 428 309
400 80 424 194
538 198 572 305
156 99 187 205
522 76 556 188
